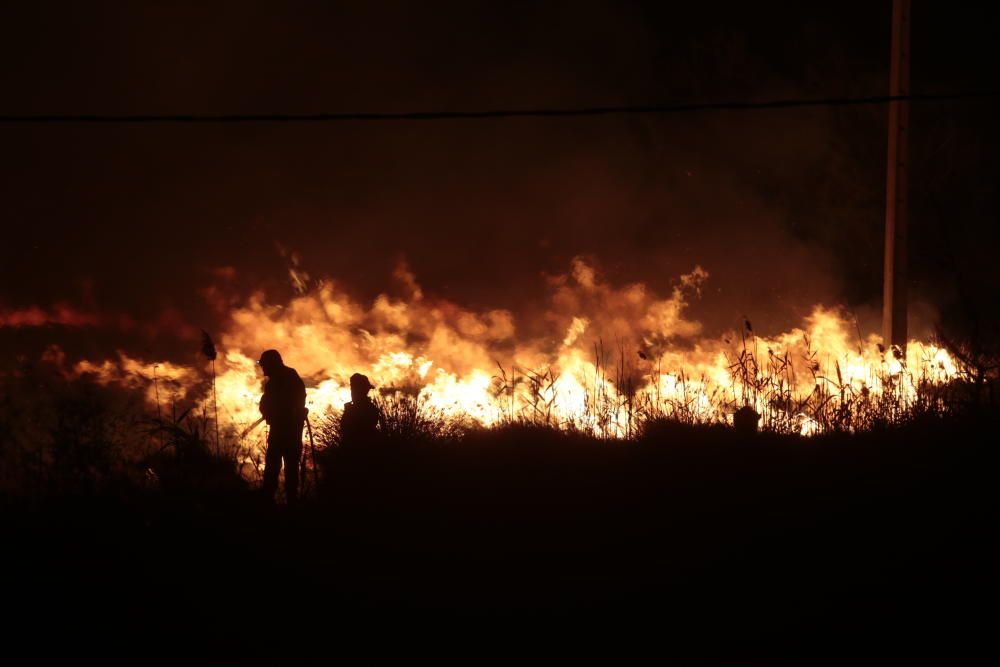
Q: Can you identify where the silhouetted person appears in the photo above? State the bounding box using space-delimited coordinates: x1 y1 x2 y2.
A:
258 349 307 503
340 373 381 448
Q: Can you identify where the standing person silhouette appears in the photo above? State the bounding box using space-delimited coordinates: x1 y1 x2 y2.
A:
340 373 381 448
257 349 307 503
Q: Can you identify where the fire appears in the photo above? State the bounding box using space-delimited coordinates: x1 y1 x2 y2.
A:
64 258 960 441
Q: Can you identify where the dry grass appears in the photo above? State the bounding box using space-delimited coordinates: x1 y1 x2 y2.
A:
1 329 996 501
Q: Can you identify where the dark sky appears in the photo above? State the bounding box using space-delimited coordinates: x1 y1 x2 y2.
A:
2 1 999 354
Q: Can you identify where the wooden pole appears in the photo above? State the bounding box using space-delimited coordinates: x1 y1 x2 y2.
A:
212 359 220 448
882 0 911 353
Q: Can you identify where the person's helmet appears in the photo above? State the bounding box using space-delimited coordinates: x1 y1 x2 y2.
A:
257 349 283 374
349 372 374 394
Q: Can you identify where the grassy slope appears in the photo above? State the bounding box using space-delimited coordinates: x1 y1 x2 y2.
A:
5 414 998 658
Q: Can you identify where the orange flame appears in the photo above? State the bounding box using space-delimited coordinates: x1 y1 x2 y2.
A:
69 258 960 441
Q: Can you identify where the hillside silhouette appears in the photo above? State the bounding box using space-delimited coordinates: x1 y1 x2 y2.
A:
5 406 997 659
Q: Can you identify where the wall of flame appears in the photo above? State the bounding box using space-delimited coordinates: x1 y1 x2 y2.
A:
65 258 958 441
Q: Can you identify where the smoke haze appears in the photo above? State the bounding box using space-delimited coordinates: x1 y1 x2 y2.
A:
2 2 998 363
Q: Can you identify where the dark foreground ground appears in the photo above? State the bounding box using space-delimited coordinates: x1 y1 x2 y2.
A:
5 415 999 660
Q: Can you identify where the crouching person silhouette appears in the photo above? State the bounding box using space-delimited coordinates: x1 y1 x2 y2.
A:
258 349 307 503
340 373 381 448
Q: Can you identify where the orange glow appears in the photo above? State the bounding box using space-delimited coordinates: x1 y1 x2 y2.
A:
68 259 960 446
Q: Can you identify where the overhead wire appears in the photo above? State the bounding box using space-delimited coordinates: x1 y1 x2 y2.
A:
1 90 998 124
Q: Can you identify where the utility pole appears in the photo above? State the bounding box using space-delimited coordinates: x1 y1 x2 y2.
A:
882 0 911 352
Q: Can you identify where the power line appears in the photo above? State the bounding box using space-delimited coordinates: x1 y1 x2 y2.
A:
1 90 998 124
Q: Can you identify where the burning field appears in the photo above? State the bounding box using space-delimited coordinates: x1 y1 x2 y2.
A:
6 255 969 481
6 3 1000 655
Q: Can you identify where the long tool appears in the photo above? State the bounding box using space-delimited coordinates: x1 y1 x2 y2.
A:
239 416 265 439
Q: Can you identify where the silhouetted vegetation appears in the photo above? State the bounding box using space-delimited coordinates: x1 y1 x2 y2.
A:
2 366 997 658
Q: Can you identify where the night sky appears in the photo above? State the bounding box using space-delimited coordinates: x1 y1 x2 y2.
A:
2 2 999 359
